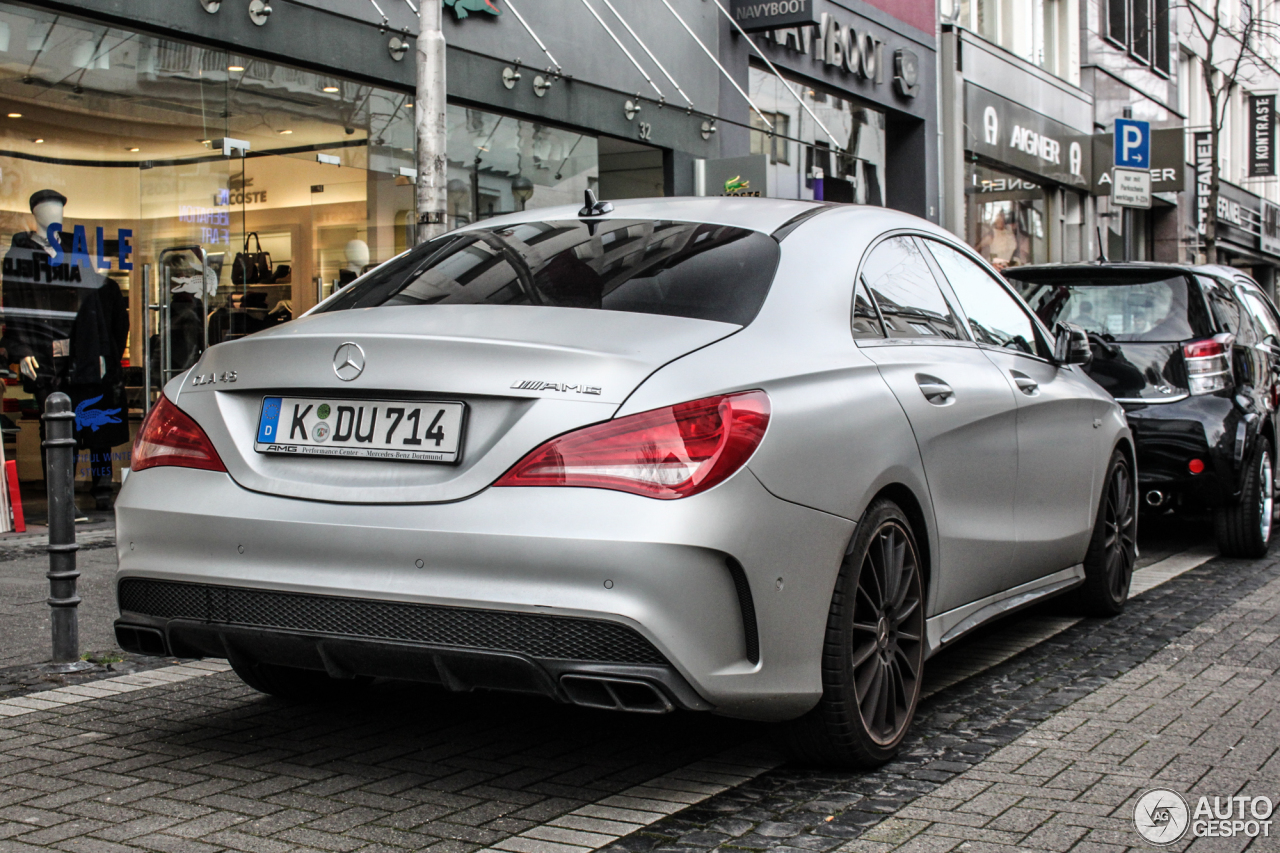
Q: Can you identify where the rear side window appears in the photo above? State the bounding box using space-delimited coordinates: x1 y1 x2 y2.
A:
1012 274 1212 342
861 236 966 340
317 219 781 327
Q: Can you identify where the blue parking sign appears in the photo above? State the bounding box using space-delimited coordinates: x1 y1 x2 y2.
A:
1114 118 1150 169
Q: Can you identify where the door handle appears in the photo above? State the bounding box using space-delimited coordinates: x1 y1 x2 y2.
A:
915 374 954 405
1011 371 1039 396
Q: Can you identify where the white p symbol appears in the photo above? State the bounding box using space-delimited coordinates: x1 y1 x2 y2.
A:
1122 125 1143 162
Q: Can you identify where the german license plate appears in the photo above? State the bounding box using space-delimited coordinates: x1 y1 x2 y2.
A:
255 396 466 463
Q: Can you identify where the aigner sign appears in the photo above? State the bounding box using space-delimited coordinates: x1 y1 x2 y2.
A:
964 85 1089 187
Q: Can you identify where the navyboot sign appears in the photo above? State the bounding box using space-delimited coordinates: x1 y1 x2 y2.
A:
730 0 818 32
756 10 919 97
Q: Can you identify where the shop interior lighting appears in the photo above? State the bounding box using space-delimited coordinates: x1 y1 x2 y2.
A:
277 129 292 134
228 64 245 72
126 147 140 152
32 138 43 143
322 85 340 93
7 112 20 118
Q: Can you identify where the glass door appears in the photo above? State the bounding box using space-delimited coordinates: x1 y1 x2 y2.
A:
137 153 241 409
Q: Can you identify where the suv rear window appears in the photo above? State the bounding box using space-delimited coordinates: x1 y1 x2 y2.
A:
317 219 781 326
1009 273 1214 342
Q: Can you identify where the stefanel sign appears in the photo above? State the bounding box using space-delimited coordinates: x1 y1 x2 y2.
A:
964 85 1089 186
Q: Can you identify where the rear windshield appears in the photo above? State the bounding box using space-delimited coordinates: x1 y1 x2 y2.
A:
1010 274 1213 342
317 219 781 326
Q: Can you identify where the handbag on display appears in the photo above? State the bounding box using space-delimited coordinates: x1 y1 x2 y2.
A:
231 232 272 285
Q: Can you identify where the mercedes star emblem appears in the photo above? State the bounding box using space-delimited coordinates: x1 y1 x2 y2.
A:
333 342 366 381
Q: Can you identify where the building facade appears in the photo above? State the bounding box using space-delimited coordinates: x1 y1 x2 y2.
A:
0 0 935 502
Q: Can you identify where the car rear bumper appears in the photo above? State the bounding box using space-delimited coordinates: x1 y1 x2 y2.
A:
114 466 855 721
1122 395 1242 506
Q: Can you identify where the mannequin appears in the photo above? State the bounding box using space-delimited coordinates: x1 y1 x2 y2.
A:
338 239 369 288
1 189 129 510
17 191 65 381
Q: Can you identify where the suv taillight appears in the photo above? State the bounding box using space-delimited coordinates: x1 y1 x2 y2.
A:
132 394 226 473
494 391 770 499
1183 334 1234 395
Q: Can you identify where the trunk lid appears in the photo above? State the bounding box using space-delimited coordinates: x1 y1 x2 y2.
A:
174 305 739 503
1083 340 1189 401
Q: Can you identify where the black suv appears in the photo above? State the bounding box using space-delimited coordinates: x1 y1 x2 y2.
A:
1005 263 1280 557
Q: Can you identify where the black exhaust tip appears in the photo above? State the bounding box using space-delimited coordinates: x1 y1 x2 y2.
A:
115 624 169 657
560 675 673 714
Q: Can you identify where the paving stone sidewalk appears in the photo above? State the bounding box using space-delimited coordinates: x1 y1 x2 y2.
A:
0 522 1269 853
605 551 1280 853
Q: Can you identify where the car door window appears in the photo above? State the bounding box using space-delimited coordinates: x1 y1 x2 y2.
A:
924 241 1045 357
860 236 966 340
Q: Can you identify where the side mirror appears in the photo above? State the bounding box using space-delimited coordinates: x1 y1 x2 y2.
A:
1054 322 1092 367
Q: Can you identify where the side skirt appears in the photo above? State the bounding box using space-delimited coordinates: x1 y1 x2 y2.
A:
924 564 1085 656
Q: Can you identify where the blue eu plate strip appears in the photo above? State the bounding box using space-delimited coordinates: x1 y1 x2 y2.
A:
258 397 283 443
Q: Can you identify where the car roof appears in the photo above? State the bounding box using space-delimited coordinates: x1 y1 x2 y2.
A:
446 196 952 241
1005 261 1259 286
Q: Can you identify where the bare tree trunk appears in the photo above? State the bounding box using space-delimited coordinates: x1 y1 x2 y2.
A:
416 0 449 244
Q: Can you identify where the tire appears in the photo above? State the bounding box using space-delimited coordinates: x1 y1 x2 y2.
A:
782 499 926 768
1077 449 1138 617
1215 440 1274 559
230 659 371 702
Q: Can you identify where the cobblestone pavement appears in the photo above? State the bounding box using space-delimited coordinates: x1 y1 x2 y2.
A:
0 516 1273 853
603 547 1280 853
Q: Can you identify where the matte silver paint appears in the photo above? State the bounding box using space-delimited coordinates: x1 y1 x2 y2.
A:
117 198 1132 721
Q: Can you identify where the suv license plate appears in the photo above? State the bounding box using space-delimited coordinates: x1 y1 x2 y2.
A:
255 396 466 463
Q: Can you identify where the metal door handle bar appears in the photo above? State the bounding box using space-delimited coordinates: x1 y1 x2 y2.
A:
915 374 954 405
1011 372 1039 395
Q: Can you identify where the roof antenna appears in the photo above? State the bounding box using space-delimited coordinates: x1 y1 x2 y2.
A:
579 189 613 217
1095 225 1109 264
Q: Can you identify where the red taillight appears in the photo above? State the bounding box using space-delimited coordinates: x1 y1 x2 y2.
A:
495 391 771 499
132 394 226 473
1183 339 1225 359
1189 458 1206 474
1183 334 1233 395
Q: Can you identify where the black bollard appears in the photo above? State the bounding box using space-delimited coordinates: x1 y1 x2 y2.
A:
42 392 91 672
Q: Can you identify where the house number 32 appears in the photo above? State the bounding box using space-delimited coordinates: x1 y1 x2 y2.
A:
638 121 652 140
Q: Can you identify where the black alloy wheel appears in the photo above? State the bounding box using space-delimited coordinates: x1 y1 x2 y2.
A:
1216 440 1275 558
1078 449 1137 617
782 499 925 768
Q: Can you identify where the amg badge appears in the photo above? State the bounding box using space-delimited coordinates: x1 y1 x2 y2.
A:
511 380 602 395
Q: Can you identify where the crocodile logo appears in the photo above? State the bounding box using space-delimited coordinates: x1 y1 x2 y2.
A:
74 395 122 433
445 0 501 18
724 175 750 193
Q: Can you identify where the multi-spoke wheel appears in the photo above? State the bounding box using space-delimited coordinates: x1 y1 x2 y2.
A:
782 499 925 768
1216 440 1275 558
1078 449 1138 616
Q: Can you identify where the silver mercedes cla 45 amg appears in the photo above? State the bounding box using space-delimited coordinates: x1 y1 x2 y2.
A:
115 197 1135 767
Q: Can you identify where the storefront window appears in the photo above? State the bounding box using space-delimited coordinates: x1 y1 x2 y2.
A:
0 5 642 508
966 162 1047 269
748 67 886 204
